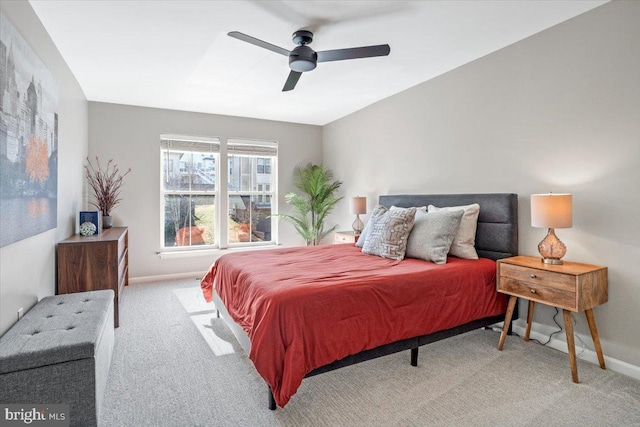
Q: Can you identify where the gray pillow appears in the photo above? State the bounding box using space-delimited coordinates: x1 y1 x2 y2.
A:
355 205 385 248
362 206 416 260
427 203 480 259
405 210 464 264
356 205 425 248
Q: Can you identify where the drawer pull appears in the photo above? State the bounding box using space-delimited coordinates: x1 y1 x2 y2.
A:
530 289 537 294
530 274 537 279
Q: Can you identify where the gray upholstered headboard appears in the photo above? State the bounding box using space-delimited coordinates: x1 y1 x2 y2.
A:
378 193 518 261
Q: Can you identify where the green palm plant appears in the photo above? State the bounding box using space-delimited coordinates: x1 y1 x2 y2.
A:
275 163 343 246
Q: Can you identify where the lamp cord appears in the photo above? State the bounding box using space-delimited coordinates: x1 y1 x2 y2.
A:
512 307 586 356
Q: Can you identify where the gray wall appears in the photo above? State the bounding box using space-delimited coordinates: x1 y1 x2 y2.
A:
0 2 88 335
324 1 640 367
88 102 322 278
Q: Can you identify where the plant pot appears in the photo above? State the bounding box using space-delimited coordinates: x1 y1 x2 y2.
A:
237 223 250 242
102 215 113 229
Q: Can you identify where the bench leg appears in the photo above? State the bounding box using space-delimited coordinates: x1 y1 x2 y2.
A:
411 347 418 367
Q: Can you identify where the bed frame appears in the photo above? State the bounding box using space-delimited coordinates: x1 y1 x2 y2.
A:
213 193 519 409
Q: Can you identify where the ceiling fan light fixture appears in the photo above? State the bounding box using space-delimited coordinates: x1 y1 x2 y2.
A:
289 46 317 72
289 59 316 72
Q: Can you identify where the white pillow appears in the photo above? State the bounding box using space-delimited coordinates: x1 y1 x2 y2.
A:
427 203 480 259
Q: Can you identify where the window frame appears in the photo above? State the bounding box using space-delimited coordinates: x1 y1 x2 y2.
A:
160 136 220 251
159 135 278 252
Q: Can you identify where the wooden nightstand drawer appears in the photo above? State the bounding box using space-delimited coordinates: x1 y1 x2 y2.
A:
333 231 358 244
498 276 576 310
500 263 575 292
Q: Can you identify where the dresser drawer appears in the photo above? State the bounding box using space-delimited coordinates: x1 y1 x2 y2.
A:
498 277 576 310
118 232 126 255
500 263 575 292
118 248 127 286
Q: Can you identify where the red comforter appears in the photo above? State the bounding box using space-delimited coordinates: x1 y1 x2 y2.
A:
201 244 507 407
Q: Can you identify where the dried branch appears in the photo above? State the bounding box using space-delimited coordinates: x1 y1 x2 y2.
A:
84 156 132 216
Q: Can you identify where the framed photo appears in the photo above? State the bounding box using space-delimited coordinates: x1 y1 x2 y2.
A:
78 211 101 235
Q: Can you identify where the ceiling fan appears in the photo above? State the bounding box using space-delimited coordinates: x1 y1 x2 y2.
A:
228 30 391 92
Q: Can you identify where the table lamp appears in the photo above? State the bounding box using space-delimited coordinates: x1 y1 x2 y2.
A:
531 193 572 265
350 196 366 235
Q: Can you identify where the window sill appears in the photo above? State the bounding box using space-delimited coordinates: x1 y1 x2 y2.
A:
157 243 280 259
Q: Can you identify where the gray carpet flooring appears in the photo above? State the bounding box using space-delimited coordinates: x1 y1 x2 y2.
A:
101 279 640 427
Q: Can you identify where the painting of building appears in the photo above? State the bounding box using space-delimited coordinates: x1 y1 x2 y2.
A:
0 12 58 247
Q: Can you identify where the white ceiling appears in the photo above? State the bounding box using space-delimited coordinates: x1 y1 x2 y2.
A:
29 0 607 126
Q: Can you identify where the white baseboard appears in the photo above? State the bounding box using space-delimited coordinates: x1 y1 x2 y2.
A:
507 319 640 381
129 271 207 284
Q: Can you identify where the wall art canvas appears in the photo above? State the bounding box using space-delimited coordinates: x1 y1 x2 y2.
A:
0 12 58 247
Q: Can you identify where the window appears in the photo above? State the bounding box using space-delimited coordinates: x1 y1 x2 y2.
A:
227 140 277 245
256 158 271 174
160 135 277 250
161 136 219 248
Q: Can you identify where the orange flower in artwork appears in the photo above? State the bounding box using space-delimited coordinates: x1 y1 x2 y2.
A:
25 136 49 185
27 198 48 217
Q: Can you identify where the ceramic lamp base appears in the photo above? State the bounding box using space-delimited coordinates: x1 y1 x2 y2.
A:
352 214 364 235
538 228 566 265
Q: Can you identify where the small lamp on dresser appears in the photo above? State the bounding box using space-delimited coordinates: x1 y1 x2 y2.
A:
531 193 572 264
350 196 366 236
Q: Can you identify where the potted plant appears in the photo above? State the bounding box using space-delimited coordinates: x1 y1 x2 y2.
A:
84 156 131 229
274 163 342 246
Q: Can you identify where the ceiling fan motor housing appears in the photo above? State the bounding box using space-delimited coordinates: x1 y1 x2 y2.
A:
289 45 317 72
292 30 313 46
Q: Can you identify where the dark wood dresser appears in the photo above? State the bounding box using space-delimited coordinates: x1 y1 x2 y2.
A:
57 227 129 327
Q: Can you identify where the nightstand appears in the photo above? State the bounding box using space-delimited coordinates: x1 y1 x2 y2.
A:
333 230 359 244
496 255 608 383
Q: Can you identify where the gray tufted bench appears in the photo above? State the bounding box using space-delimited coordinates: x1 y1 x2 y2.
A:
0 290 115 427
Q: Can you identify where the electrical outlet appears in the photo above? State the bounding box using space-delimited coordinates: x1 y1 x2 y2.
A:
17 307 24 321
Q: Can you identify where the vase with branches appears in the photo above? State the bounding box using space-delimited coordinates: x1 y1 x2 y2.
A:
84 156 131 228
274 163 342 246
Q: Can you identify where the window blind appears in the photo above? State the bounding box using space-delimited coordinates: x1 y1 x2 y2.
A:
160 134 220 153
228 139 278 156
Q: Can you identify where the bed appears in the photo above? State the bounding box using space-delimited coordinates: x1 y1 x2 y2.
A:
201 193 518 409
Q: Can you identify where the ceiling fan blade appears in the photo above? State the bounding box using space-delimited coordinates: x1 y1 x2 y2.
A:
317 44 390 63
228 31 290 57
282 71 303 92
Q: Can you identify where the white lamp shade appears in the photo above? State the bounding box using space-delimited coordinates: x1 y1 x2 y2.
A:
531 193 573 228
349 197 367 215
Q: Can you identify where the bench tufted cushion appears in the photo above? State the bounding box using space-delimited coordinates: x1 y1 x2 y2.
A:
0 290 114 374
